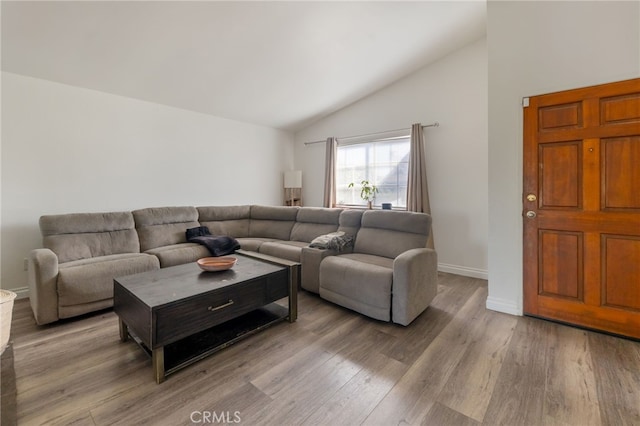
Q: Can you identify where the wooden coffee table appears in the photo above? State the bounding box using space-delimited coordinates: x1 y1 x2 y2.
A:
113 250 298 383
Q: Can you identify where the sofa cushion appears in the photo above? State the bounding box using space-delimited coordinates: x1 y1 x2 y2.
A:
40 212 140 263
144 243 211 268
361 209 431 234
197 205 251 238
57 253 160 307
326 252 394 269
133 206 200 251
354 210 431 259
319 253 394 322
337 210 364 236
249 205 298 240
258 240 309 262
235 237 280 252
289 207 341 243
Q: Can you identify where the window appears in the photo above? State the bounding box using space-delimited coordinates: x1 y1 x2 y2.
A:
335 135 410 208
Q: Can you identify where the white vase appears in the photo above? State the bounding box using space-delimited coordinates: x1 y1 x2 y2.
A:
0 290 17 354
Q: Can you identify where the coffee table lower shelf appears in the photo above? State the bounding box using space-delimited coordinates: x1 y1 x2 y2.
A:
122 303 288 382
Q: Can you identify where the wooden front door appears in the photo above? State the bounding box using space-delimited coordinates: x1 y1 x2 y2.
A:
523 78 640 339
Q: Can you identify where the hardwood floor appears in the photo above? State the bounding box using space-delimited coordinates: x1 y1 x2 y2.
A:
8 272 640 425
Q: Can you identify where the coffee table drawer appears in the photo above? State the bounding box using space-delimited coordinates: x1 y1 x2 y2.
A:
155 278 266 346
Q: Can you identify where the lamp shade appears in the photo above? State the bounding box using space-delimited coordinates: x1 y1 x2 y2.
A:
284 170 302 188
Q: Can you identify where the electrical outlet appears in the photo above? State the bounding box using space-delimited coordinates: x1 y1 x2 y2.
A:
23 258 28 271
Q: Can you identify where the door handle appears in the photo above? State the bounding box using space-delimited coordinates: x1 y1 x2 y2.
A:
526 211 537 218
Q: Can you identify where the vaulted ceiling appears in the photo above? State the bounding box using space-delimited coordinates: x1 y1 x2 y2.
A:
2 1 486 131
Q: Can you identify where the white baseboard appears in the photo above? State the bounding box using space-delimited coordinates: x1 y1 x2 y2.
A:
7 286 29 300
437 263 488 280
486 296 522 316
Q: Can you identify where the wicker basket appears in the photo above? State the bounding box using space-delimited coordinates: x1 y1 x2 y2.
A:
0 290 17 354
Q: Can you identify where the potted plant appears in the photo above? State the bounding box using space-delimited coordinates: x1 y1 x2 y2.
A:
348 180 379 209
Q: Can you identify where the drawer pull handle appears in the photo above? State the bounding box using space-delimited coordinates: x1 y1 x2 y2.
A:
207 300 234 312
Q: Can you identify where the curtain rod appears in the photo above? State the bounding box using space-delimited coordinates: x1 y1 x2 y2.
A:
303 122 439 146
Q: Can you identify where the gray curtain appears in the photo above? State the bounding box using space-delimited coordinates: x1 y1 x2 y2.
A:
407 123 434 249
323 137 337 208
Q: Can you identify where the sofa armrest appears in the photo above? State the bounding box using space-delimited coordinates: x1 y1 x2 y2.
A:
28 248 60 325
300 247 339 293
392 248 438 326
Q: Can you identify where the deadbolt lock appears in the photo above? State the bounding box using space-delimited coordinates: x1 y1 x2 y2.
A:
526 194 537 202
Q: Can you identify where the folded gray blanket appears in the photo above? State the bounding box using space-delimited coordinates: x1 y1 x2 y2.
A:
308 231 354 252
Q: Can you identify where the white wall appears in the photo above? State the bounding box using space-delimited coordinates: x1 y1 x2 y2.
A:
294 38 489 278
487 1 640 315
1 72 294 294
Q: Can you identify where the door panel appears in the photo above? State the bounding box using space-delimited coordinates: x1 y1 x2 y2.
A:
600 93 640 125
602 136 640 210
523 78 640 339
540 142 582 208
539 230 583 300
602 235 640 310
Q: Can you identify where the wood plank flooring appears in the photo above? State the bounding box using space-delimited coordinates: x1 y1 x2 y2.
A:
7 272 640 425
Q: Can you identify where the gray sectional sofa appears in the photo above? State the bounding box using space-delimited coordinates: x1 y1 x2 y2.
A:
28 205 437 326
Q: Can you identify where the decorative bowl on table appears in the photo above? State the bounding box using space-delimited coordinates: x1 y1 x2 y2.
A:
197 256 237 272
